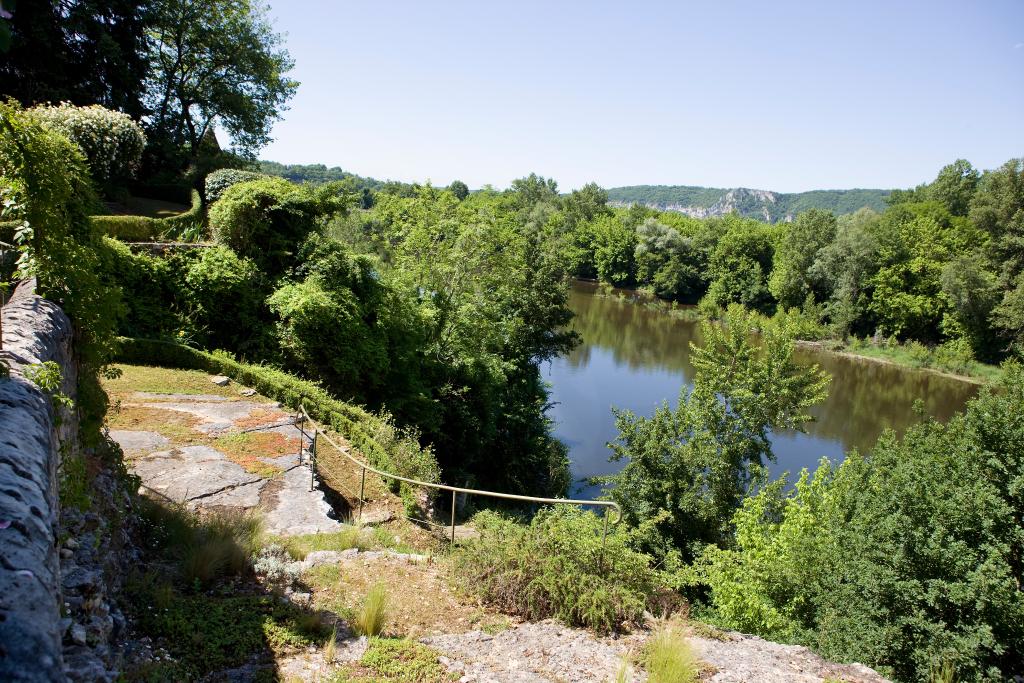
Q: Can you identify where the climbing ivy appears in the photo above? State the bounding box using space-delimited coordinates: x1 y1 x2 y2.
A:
0 101 123 435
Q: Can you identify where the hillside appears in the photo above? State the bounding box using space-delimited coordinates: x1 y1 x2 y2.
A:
606 184 891 222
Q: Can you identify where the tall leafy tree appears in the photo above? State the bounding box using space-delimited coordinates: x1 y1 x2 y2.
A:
607 306 829 561
144 0 297 164
768 208 837 309
0 0 150 115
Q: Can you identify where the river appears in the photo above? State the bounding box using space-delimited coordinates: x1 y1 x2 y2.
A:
545 280 980 498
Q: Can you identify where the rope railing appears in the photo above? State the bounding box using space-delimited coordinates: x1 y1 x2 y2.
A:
295 403 621 551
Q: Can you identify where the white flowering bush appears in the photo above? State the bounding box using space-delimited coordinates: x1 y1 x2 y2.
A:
30 103 146 187
252 544 301 585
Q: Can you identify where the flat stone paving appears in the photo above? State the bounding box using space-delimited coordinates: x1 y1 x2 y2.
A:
110 387 343 536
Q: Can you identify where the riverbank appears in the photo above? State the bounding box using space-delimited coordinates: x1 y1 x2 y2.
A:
582 280 999 386
797 340 1001 386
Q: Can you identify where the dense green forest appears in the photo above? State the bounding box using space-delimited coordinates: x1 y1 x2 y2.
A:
606 184 891 221
2 2 1023 680
565 159 1024 374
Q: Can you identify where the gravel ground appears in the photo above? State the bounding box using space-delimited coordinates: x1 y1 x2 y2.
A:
422 620 645 683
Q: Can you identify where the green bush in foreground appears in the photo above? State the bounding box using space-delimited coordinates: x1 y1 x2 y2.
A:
696 363 1024 682
451 507 666 633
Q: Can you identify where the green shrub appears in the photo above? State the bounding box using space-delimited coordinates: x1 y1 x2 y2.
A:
182 246 268 353
695 363 1024 682
1 100 121 432
450 507 666 633
770 306 830 341
208 176 350 277
204 168 265 204
933 337 975 375
906 339 933 367
114 338 440 487
29 102 146 189
92 189 204 242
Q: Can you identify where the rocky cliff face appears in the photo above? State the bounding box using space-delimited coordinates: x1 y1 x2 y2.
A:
606 185 891 222
611 188 793 222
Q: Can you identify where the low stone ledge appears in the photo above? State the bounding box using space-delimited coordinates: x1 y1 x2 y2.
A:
0 279 75 681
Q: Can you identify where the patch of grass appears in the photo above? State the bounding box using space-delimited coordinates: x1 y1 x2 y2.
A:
615 657 633 683
644 623 699 683
324 625 340 664
213 431 293 477
353 583 390 637
688 620 729 641
278 525 375 561
839 340 1002 383
103 363 243 399
59 452 93 510
105 404 201 443
138 497 263 587
127 589 328 678
465 608 512 635
929 660 957 683
232 406 290 429
331 638 454 682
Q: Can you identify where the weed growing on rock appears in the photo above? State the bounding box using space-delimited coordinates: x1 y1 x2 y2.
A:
252 544 301 585
644 623 699 682
330 638 453 682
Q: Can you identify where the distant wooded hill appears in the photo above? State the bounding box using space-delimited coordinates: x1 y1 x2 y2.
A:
258 161 891 222
605 185 891 222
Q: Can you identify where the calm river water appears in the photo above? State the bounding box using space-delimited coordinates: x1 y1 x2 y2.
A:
546 280 980 498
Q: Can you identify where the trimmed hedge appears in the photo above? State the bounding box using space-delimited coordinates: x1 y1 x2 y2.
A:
92 189 204 242
114 337 439 485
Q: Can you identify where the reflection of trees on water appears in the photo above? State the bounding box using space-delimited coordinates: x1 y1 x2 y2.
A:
565 284 702 377
800 351 978 453
565 281 977 457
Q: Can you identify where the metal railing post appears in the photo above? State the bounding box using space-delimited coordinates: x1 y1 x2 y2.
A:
296 413 306 464
599 506 610 573
309 430 318 492
358 466 366 523
450 489 457 546
296 405 621 542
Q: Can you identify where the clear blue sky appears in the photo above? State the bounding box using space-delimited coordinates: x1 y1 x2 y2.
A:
260 0 1024 193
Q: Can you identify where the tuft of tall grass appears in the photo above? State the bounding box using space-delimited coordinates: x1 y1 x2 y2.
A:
644 624 699 683
323 625 339 664
180 510 263 586
139 497 263 587
614 657 633 683
353 583 389 637
929 660 957 683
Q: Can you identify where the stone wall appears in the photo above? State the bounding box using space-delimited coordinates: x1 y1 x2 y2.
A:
0 279 77 682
